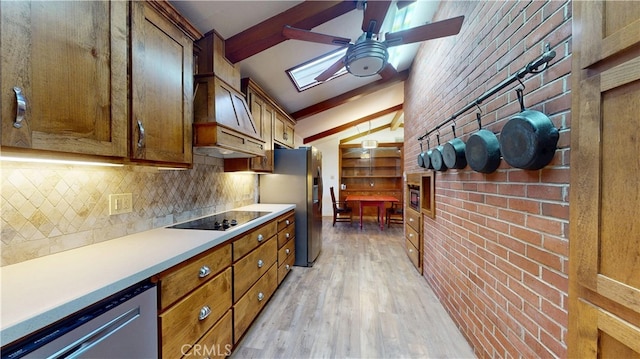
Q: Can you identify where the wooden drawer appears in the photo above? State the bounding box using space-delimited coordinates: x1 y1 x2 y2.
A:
277 222 295 248
183 310 233 358
233 263 278 344
278 250 295 285
405 223 419 250
405 238 420 270
233 236 277 302
405 207 420 232
233 220 277 261
160 268 232 358
278 237 294 264
277 211 295 232
157 244 231 310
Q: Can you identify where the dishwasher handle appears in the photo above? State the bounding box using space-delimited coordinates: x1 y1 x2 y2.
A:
49 307 141 358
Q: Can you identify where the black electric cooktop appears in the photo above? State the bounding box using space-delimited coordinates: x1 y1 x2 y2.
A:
169 211 270 231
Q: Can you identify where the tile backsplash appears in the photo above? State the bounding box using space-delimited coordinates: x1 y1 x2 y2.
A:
0 155 257 266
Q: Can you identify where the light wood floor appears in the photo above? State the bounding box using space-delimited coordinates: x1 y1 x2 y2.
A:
232 217 475 358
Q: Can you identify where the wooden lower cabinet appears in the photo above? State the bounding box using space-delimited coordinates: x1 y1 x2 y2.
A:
155 209 294 357
404 204 422 273
159 267 232 358
233 264 278 343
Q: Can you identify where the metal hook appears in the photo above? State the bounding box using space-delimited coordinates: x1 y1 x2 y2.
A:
451 122 457 139
476 112 483 130
436 130 441 145
420 141 423 152
426 136 430 148
516 87 526 111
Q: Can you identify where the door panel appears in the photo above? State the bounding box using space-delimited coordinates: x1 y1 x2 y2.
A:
570 1 640 357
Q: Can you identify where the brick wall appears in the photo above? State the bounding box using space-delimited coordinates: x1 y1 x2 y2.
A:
403 1 571 357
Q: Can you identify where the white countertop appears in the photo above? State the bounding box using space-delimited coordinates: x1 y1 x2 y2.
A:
0 203 295 346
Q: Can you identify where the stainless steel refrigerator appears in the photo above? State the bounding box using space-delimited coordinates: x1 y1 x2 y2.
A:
260 147 323 267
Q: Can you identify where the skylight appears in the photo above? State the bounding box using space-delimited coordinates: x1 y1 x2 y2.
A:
286 47 348 92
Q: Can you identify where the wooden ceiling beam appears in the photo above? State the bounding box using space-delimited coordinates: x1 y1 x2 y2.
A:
390 109 404 130
303 104 403 144
225 1 357 64
339 123 391 144
292 70 409 120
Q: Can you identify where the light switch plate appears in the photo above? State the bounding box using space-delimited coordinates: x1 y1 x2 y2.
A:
109 193 133 215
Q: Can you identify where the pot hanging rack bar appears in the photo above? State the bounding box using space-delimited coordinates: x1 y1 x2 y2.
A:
417 46 556 141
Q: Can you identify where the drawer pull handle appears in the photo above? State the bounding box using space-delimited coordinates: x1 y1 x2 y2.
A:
285 233 290 239
136 120 146 149
285 264 290 270
198 306 211 321
285 219 290 225
257 259 264 268
257 234 264 242
257 292 264 301
285 248 290 255
13 87 26 128
198 265 211 278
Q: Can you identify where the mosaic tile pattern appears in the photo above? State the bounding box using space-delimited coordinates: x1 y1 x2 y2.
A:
0 155 257 266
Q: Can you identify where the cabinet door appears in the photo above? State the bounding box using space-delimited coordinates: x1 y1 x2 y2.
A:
131 1 193 165
1 1 127 157
569 1 640 357
274 113 294 148
248 90 273 172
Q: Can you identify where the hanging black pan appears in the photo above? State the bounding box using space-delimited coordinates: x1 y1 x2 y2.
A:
465 112 501 173
417 141 429 168
420 137 433 169
430 133 448 171
499 88 559 170
443 121 467 169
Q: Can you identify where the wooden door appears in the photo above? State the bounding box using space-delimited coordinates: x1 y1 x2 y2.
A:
569 1 640 357
130 1 193 165
1 1 127 157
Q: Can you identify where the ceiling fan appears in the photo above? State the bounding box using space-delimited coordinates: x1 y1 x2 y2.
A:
282 1 464 82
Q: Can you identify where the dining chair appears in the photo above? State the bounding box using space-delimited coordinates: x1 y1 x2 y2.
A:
330 187 352 226
386 202 404 227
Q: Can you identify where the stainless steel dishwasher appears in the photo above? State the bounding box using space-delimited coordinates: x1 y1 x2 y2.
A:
1 280 157 359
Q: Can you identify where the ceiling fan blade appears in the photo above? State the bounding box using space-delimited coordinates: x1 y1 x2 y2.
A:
361 1 391 34
385 15 465 47
315 55 346 82
282 25 351 46
378 63 399 80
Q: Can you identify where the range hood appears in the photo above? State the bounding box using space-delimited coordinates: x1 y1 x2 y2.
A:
193 75 265 158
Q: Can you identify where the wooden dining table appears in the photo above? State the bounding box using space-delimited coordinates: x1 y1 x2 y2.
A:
345 194 399 230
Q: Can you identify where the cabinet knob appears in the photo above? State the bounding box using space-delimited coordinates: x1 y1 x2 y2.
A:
285 264 290 270
198 265 211 278
285 248 290 255
409 248 413 253
285 219 290 225
409 233 413 238
12 87 26 129
257 259 264 268
198 306 211 321
410 218 414 222
285 233 290 239
257 292 264 301
257 234 264 242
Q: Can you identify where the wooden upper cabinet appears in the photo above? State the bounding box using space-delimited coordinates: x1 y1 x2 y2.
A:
274 113 295 149
244 78 274 172
1 1 128 157
569 1 640 358
130 1 196 166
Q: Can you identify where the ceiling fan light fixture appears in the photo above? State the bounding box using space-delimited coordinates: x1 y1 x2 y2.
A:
345 39 388 77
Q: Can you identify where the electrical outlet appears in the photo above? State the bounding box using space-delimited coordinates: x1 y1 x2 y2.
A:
109 193 133 215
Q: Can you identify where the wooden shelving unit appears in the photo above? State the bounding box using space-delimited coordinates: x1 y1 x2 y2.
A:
339 143 404 216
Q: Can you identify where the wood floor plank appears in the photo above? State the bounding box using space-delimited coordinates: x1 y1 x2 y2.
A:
232 218 475 358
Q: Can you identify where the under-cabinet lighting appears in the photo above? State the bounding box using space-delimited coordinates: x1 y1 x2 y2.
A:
0 156 123 167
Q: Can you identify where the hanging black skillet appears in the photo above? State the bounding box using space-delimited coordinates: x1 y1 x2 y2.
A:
430 133 448 171
500 88 559 170
417 141 429 168
465 112 501 173
443 121 467 169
